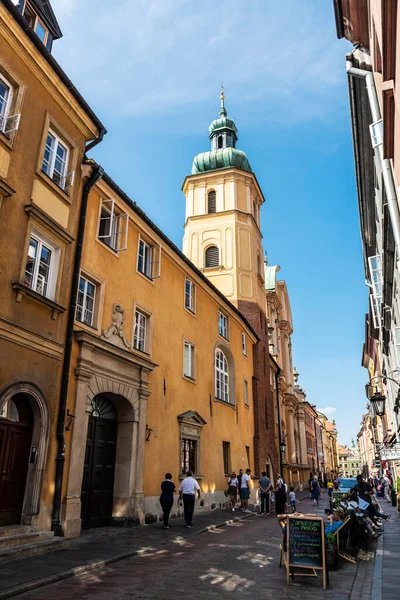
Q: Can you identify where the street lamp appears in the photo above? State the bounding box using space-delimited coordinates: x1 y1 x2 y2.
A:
280 440 286 454
370 392 386 418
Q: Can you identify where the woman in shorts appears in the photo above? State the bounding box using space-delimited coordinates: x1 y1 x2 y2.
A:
227 471 239 511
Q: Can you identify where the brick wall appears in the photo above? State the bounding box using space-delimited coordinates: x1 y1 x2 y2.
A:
238 300 279 477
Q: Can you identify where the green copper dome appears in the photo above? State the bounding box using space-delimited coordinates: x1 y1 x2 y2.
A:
192 148 251 174
191 90 252 175
209 116 237 136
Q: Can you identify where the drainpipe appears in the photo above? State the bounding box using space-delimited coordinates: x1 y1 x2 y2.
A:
275 367 283 476
51 162 104 536
346 58 400 269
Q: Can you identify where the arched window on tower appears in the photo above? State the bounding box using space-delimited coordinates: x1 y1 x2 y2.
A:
218 135 223 149
205 245 219 268
207 190 216 214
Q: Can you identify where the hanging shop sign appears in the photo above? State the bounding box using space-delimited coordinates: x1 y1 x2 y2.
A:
379 444 400 461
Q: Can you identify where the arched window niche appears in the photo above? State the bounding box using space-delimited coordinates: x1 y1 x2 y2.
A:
205 245 220 268
214 342 235 406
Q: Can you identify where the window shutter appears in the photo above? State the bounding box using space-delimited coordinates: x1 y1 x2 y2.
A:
63 171 75 191
98 199 115 239
151 244 161 279
208 191 216 214
205 246 219 268
115 212 129 251
3 113 20 135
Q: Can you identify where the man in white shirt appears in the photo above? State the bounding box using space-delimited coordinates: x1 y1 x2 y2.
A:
178 470 201 528
241 468 252 513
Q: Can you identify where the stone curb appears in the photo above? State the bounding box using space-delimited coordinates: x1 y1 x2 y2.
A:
0 513 255 599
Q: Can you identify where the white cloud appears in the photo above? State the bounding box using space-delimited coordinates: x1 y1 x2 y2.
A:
49 0 347 126
317 406 337 415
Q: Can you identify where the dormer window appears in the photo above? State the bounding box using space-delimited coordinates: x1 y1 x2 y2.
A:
23 2 49 44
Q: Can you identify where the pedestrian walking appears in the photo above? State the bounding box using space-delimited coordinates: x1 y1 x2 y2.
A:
178 470 200 528
288 487 296 512
159 473 176 529
311 475 320 506
327 480 334 498
383 475 391 502
227 471 239 511
240 468 252 513
258 471 271 515
237 468 244 509
274 474 286 515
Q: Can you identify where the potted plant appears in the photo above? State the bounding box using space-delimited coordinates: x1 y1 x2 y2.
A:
326 532 338 571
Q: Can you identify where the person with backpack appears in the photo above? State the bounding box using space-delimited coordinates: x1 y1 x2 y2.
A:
311 475 320 506
274 474 287 515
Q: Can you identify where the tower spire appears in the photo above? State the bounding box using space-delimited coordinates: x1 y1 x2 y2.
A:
220 83 227 117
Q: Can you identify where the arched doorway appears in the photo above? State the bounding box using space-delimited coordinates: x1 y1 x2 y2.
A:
81 395 118 529
0 394 33 526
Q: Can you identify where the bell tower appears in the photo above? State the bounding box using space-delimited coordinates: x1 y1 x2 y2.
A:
182 90 266 310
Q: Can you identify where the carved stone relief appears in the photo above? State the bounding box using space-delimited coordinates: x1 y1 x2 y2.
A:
101 303 131 349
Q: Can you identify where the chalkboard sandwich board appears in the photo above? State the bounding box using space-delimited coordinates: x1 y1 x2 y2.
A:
286 515 327 589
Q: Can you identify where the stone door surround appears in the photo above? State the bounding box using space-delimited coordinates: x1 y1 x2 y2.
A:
62 330 157 538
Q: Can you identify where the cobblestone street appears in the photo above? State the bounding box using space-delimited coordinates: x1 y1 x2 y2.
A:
7 494 381 600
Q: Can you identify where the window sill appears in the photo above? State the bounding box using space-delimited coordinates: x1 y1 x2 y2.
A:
183 375 196 384
202 265 224 272
136 268 155 285
179 474 204 481
36 169 72 205
214 397 236 410
74 320 99 333
12 282 66 320
218 333 230 343
0 130 15 151
95 237 121 257
184 306 196 317
132 346 152 360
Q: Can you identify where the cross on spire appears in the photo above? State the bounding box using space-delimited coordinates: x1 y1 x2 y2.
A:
220 82 227 117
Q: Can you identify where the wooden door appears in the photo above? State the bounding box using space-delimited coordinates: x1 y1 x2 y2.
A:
81 416 117 529
0 420 32 526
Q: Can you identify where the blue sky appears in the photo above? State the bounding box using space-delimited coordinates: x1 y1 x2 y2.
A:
52 0 368 444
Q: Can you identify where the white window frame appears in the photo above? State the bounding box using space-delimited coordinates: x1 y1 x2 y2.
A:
368 255 383 329
41 129 74 191
215 348 229 403
137 237 161 279
218 310 228 339
76 275 97 327
133 309 148 353
24 229 59 300
183 340 196 380
98 199 129 252
184 278 195 313
242 332 247 356
0 73 20 136
244 379 249 406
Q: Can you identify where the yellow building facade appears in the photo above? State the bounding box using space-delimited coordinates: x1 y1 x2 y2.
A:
62 168 257 536
0 0 104 532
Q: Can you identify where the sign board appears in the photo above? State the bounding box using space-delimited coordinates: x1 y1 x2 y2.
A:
286 516 327 589
379 445 400 461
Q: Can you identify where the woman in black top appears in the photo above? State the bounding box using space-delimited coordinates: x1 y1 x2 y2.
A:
160 473 176 529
